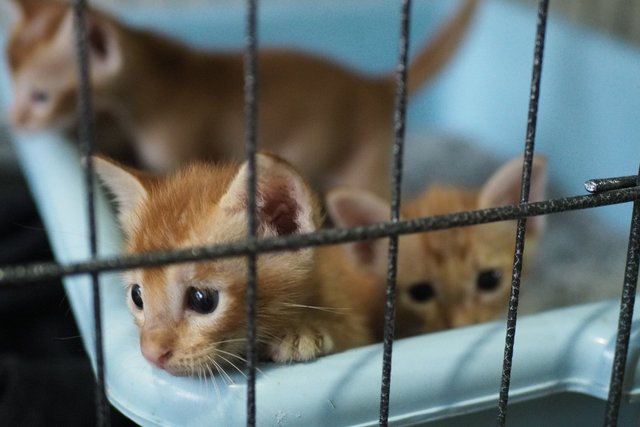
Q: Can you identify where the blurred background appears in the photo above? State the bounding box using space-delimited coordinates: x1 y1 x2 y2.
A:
518 0 640 44
2 0 639 166
91 0 640 44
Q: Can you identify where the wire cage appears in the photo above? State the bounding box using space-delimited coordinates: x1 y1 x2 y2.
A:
1 0 640 426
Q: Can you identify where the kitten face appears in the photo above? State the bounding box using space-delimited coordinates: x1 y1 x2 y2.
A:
393 190 519 335
327 156 547 337
8 1 76 130
123 263 245 377
7 0 121 131
123 250 312 376
94 154 321 376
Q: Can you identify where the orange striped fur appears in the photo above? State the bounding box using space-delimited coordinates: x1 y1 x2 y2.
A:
94 153 383 376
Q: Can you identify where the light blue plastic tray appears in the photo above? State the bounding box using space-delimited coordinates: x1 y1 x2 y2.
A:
2 0 640 425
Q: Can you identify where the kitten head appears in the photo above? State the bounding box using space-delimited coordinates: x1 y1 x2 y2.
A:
6 0 122 131
327 156 547 336
94 153 322 376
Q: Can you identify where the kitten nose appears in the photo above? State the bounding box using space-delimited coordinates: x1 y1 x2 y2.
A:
142 345 173 369
447 308 474 328
140 330 174 369
9 105 28 128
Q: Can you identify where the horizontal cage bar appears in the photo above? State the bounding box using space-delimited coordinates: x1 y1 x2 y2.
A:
0 185 638 285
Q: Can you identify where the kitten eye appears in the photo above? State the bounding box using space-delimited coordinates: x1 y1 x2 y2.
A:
131 284 143 310
187 287 219 314
30 90 49 104
477 269 502 292
408 281 436 302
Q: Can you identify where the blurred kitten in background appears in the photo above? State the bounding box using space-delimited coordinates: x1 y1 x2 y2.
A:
5 0 477 196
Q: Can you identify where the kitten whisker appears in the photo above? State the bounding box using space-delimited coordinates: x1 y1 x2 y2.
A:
214 348 248 363
213 359 234 386
208 363 222 402
204 363 225 419
216 349 267 377
282 302 351 315
211 337 247 346
216 354 247 379
196 366 206 394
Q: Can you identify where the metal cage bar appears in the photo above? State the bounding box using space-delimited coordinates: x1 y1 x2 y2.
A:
71 0 109 425
1 188 639 285
379 0 411 424
243 0 259 424
585 175 638 193
497 0 549 424
605 169 640 426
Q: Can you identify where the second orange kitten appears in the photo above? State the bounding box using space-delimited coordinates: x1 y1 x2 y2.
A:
327 156 547 337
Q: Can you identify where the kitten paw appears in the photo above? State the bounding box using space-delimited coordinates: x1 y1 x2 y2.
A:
269 327 335 363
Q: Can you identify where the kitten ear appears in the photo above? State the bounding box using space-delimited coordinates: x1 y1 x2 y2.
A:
478 155 548 235
92 156 150 235
219 153 320 238
325 188 390 271
5 1 74 66
55 8 122 81
6 0 41 22
85 12 122 78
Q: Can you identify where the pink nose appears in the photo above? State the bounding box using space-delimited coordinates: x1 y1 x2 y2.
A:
9 105 28 128
447 307 475 328
140 330 175 369
141 342 173 369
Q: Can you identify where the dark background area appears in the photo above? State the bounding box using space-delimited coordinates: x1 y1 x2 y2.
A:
0 165 135 426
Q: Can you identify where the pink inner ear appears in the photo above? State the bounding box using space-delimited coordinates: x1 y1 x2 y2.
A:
326 192 390 268
479 157 547 208
353 240 377 266
88 21 108 59
334 199 375 228
259 185 299 236
328 191 390 229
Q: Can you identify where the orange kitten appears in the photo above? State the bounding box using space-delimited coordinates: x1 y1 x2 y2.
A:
94 153 383 376
7 0 477 196
326 156 547 337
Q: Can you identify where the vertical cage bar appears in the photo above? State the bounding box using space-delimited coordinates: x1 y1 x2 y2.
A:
71 1 109 426
496 0 549 425
604 170 640 426
243 0 259 425
379 0 411 425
